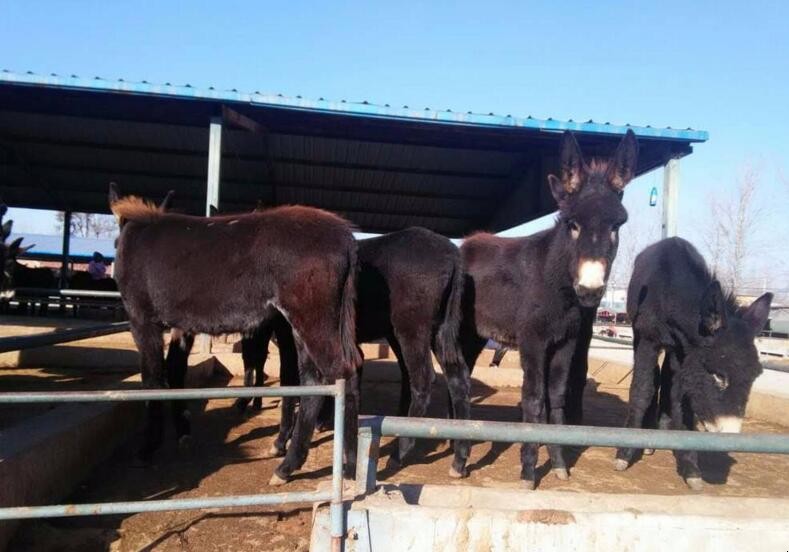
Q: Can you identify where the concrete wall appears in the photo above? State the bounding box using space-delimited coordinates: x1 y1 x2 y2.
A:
312 485 789 552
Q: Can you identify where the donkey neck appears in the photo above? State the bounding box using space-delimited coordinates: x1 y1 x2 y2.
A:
542 224 577 296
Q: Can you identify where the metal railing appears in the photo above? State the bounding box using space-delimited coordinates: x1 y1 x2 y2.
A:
12 287 122 299
0 382 347 551
354 415 789 495
0 321 130 353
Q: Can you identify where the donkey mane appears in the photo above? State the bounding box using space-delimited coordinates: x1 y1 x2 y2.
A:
111 196 166 221
586 158 611 174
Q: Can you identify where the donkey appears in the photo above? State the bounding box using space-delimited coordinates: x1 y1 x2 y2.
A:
108 184 361 484
196 226 471 478
1 205 25 292
459 130 638 488
614 237 772 489
1 206 35 296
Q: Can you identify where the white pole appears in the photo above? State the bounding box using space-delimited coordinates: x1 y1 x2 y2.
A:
662 158 680 239
206 116 223 216
199 115 223 354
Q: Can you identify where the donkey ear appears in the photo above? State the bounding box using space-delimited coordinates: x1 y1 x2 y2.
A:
2 219 12 241
605 130 639 192
159 190 175 211
699 280 728 335
557 131 586 194
19 243 35 255
108 182 121 206
8 237 24 255
741 292 773 335
0 204 7 219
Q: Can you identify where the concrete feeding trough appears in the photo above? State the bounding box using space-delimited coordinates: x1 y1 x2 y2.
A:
311 484 789 551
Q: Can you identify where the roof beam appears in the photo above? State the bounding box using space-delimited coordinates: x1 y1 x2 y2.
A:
222 105 265 134
0 162 499 202
2 133 513 180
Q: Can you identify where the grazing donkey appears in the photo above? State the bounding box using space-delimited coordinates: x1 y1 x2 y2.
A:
226 227 471 478
614 237 771 489
108 184 361 485
459 130 638 488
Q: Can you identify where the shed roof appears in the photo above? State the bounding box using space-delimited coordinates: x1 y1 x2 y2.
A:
0 70 707 237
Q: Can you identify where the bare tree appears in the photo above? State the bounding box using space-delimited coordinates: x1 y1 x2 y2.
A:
701 162 764 294
55 212 117 239
610 199 661 290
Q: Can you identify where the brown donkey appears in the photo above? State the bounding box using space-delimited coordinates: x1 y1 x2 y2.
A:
109 184 361 483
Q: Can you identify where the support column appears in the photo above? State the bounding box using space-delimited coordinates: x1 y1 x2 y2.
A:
200 116 223 354
59 211 72 289
206 115 223 216
662 158 680 239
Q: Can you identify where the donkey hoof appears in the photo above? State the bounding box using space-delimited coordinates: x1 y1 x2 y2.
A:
262 444 285 459
613 459 629 472
685 477 704 491
553 468 569 481
643 448 655 456
522 479 536 491
268 472 289 486
448 465 467 479
385 456 402 472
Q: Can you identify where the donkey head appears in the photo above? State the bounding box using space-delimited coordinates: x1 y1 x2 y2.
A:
0 209 33 291
684 283 772 433
547 130 638 307
1 205 17 290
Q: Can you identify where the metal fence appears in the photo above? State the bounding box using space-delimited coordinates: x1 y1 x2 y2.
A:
354 415 789 494
0 382 348 551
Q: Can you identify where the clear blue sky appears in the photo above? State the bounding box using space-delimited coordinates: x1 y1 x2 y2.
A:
2 1 788 279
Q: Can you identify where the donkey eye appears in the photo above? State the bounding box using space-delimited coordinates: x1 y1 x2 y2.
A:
711 373 729 391
567 220 581 239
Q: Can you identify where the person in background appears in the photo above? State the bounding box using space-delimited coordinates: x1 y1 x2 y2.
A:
87 251 107 280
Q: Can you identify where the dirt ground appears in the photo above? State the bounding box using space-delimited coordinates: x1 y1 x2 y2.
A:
7 356 789 552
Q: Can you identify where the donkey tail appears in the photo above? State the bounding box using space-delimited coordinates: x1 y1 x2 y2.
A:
338 238 362 378
435 256 465 367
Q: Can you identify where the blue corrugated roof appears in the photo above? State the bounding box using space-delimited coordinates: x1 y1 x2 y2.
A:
0 69 708 143
9 233 116 261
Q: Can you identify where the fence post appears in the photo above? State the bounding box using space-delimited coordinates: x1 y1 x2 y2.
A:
330 379 346 552
355 426 380 496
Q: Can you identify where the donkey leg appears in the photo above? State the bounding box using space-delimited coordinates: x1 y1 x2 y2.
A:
519 337 547 489
565 306 594 425
388 336 412 417
236 324 273 412
270 348 322 485
546 339 577 480
668 354 703 490
614 332 661 471
165 329 194 447
387 333 435 470
265 325 300 459
448 328 485 421
130 320 166 461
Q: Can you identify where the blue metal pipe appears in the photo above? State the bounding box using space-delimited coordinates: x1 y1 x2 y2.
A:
0 490 333 521
361 416 789 454
0 385 340 403
0 322 130 354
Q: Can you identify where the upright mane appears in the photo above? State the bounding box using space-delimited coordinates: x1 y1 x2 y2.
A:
111 196 166 222
586 158 610 174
